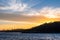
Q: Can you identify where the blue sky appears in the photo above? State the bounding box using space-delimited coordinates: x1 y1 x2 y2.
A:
0 0 60 12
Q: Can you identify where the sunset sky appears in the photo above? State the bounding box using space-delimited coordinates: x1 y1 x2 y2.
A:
0 0 60 30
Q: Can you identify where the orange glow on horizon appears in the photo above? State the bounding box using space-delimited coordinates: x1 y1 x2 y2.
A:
0 17 60 31
0 23 39 31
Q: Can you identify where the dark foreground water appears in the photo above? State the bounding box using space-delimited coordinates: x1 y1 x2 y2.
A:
0 32 60 40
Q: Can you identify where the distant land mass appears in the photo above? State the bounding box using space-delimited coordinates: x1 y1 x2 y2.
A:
0 21 60 33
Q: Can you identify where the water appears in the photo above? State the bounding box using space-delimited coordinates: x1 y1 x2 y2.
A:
0 32 60 40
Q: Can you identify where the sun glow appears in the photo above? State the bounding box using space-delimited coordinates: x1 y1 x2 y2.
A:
0 23 38 30
0 17 60 30
0 20 40 30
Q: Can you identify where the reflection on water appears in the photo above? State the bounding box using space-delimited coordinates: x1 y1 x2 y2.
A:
0 32 60 40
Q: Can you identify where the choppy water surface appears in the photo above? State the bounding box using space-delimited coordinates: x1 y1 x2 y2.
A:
0 32 60 40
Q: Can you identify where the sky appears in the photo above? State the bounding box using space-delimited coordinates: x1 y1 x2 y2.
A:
0 0 60 30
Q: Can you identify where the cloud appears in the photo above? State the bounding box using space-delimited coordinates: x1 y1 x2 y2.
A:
0 20 37 24
21 9 40 16
0 0 28 12
0 6 60 22
22 7 60 18
0 0 43 13
39 7 60 18
0 3 28 11
0 0 60 19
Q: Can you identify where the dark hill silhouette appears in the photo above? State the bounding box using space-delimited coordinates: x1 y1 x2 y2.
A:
26 21 60 33
1 21 60 33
